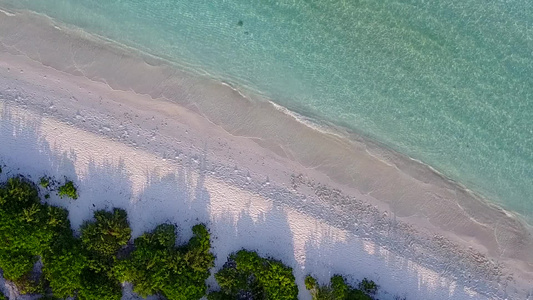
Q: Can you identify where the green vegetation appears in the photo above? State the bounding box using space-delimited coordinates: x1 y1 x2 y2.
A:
58 180 78 200
208 250 298 300
114 223 214 300
81 208 131 258
39 176 78 200
0 175 214 299
0 177 72 294
77 208 132 300
39 177 50 189
305 275 376 300
359 278 378 296
42 234 85 299
77 268 122 300
0 172 392 300
0 289 6 300
11 272 45 295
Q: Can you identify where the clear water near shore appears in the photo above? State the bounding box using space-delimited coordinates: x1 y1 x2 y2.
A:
1 0 532 222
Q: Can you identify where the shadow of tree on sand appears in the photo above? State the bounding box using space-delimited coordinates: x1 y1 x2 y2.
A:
0 105 78 192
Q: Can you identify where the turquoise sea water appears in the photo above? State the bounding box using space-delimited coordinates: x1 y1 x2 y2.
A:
1 1 532 221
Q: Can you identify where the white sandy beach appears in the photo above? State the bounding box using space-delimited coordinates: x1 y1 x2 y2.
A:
0 8 532 300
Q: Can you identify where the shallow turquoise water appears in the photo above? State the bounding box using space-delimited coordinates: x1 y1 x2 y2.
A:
2 0 532 220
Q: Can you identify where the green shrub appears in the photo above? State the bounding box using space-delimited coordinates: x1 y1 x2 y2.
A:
0 289 6 300
0 177 40 211
0 250 37 281
57 181 77 200
81 208 131 258
77 268 122 300
36 205 85 298
305 275 318 290
0 178 52 281
359 278 378 295
0 176 87 297
12 272 45 295
76 208 131 300
305 275 374 300
39 177 50 189
114 223 176 297
42 234 86 299
114 223 214 300
209 250 298 300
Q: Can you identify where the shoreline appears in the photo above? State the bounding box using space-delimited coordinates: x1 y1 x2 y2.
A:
0 5 523 223
0 7 532 299
5 6 523 227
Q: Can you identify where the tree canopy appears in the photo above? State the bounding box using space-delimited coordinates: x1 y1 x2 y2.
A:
114 223 214 300
305 274 375 300
209 250 299 300
0 177 72 293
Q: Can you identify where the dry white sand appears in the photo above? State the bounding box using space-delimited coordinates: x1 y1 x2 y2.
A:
0 8 532 300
